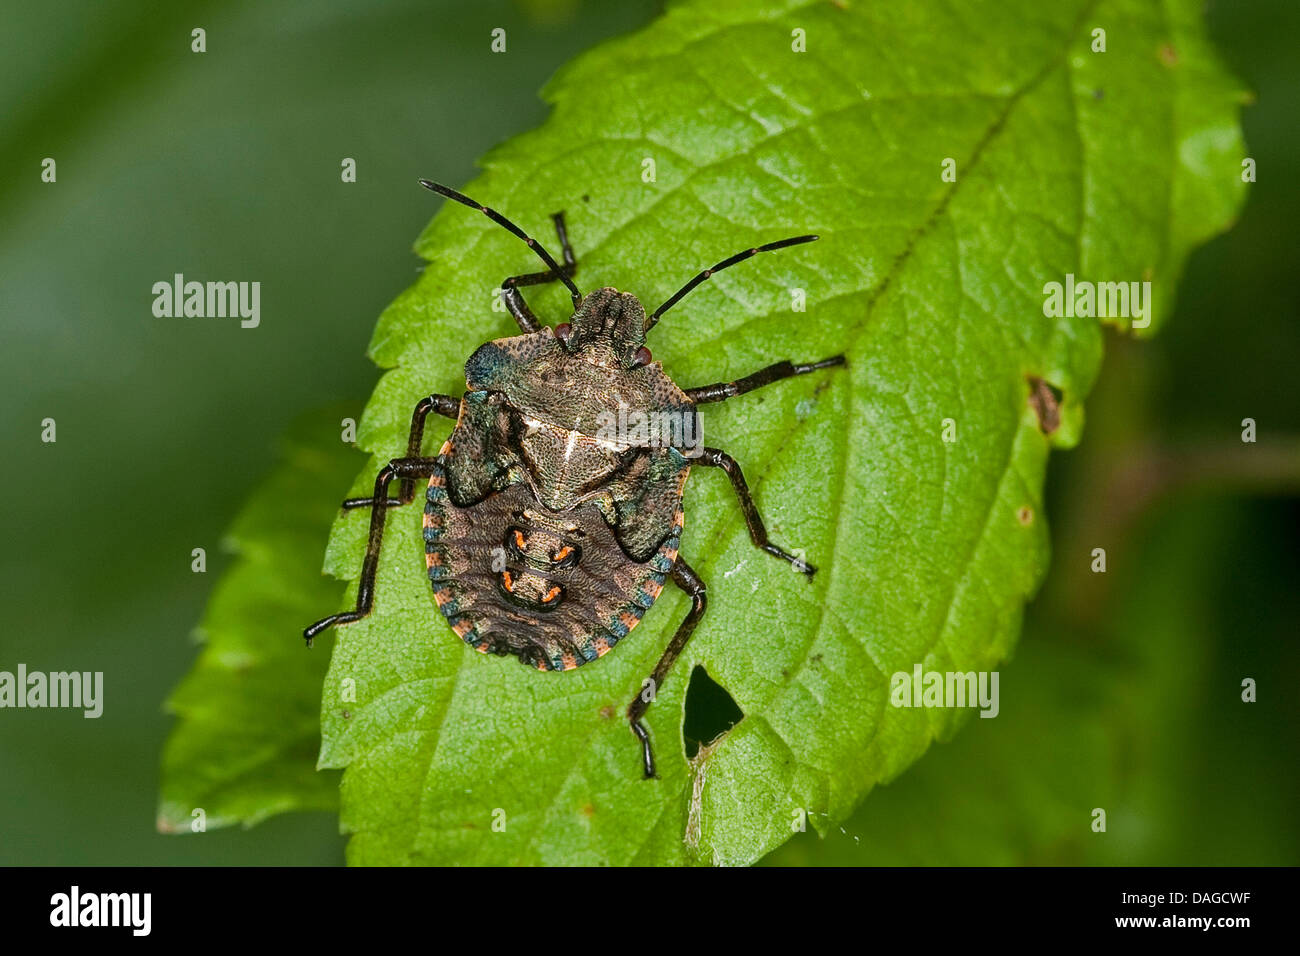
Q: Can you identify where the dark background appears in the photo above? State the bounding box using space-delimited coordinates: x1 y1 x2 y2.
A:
1 0 1295 865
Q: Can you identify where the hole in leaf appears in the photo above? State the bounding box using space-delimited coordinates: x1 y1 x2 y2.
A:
682 665 743 759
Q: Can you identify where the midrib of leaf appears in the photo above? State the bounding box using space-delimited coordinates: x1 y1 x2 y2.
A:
735 1 1101 709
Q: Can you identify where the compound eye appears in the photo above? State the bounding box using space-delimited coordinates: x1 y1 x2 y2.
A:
554 322 572 345
631 345 652 367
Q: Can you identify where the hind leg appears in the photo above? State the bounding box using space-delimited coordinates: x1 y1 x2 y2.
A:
627 558 708 779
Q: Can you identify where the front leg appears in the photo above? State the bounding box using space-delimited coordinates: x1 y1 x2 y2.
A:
684 355 844 405
698 447 815 576
499 211 579 332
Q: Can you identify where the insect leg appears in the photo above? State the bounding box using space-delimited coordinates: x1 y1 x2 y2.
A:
342 394 459 509
684 355 844 405
499 212 578 333
698 447 816 576
304 456 440 645
628 558 708 779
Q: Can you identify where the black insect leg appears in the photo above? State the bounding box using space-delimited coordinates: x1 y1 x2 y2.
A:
499 212 578 333
684 355 845 405
342 394 459 509
304 456 440 646
698 447 816 576
628 559 708 779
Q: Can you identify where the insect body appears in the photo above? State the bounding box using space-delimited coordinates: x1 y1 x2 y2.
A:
306 180 844 778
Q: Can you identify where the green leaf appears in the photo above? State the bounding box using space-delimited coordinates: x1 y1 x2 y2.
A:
320 0 1246 864
764 633 1126 865
158 410 359 832
769 495 1298 866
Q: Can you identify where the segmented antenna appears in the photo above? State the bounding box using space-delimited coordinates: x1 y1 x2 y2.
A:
646 234 819 330
419 180 582 306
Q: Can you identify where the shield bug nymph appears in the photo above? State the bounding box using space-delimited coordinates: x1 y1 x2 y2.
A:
306 179 844 778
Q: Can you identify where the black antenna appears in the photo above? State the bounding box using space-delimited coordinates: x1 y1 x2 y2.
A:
419 179 582 305
646 234 818 330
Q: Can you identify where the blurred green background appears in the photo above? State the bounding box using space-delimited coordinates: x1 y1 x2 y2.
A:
1 0 1294 865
